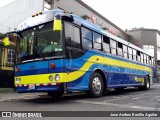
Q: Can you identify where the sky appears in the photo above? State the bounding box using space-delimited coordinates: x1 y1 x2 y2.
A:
0 0 14 8
82 0 160 30
0 0 160 30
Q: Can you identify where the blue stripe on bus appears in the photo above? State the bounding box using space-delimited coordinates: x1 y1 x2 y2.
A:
66 70 145 91
15 50 154 76
15 63 149 76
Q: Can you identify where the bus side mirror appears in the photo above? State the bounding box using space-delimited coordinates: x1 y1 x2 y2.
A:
62 15 74 22
66 37 71 46
53 19 62 31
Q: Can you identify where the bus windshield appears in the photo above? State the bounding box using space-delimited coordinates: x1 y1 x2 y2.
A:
17 22 64 63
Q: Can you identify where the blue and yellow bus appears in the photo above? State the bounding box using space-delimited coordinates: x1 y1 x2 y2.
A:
13 9 156 98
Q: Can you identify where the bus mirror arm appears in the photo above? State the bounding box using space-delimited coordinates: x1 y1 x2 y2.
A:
66 48 72 59
62 15 74 22
66 37 71 46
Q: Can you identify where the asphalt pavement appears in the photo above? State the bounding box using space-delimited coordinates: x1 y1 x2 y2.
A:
0 84 160 120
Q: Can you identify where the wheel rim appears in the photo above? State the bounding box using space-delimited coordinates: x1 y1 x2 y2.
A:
92 77 101 93
147 79 150 88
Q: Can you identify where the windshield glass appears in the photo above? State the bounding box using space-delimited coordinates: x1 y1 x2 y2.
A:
16 22 64 63
37 23 62 53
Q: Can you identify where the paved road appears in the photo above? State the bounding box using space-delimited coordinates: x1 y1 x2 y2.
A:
0 84 160 120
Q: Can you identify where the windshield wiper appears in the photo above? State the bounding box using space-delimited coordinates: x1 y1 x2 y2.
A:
34 45 45 60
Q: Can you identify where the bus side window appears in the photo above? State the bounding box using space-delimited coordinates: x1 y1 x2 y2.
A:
103 36 110 53
117 42 123 56
128 47 133 60
133 49 137 61
137 51 140 62
110 39 117 55
123 45 128 58
65 22 81 48
93 32 102 51
140 52 144 63
81 27 93 49
73 26 81 48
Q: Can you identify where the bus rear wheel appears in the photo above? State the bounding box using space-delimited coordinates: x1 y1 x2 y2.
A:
138 76 150 90
86 72 104 98
47 91 64 98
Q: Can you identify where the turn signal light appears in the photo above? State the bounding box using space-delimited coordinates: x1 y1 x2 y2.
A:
39 12 43 15
56 82 61 86
50 63 55 68
17 67 20 72
32 12 43 17
32 14 35 17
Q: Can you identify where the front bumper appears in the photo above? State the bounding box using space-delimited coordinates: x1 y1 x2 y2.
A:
15 73 67 93
15 84 63 93
15 84 62 93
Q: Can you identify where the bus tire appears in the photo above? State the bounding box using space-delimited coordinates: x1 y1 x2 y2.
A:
138 76 150 90
47 91 64 98
87 72 104 98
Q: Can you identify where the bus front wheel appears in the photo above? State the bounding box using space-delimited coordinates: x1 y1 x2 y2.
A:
86 72 104 98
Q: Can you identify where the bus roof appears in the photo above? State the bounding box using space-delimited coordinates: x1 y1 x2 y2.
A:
17 9 153 57
17 9 63 32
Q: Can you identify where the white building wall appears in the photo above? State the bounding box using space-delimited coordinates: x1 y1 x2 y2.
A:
0 0 44 33
157 33 160 60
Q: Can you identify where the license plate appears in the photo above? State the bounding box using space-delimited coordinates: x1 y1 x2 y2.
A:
28 84 35 90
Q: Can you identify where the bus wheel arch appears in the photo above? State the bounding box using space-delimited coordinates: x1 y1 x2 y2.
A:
86 69 107 97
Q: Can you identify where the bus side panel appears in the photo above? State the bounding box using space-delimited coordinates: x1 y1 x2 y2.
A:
66 63 146 91
64 51 155 91
106 73 145 88
48 59 66 74
66 71 91 91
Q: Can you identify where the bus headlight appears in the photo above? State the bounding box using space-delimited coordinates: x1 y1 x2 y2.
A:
16 78 19 83
54 74 60 81
16 78 21 84
49 75 53 81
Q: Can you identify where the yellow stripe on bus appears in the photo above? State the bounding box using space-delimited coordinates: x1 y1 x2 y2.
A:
15 55 153 85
